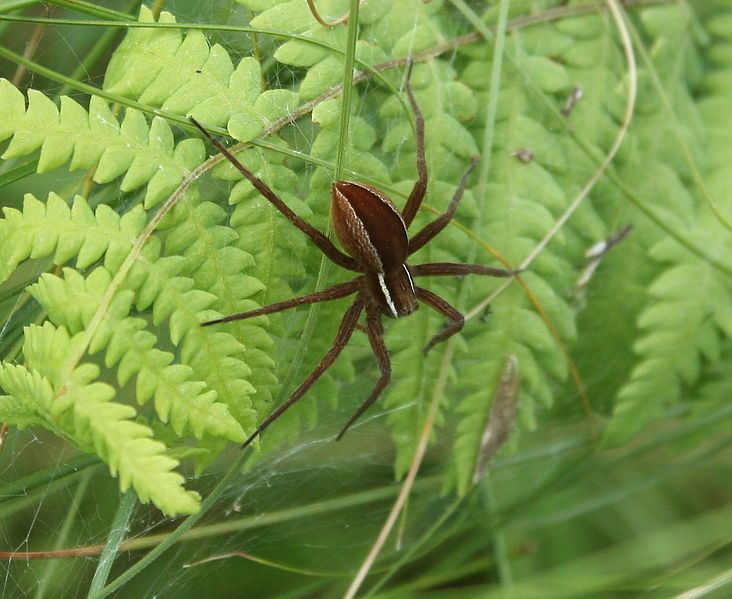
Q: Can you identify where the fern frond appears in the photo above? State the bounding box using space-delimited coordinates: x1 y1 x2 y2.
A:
0 182 263 507
28 267 134 343
227 149 314 427
127 235 260 436
163 191 272 430
245 0 354 101
0 364 54 430
439 7 643 490
0 79 205 208
28 268 245 442
0 323 199 515
104 5 301 143
0 192 146 284
73 385 200 516
603 7 732 443
0 192 259 437
603 254 730 445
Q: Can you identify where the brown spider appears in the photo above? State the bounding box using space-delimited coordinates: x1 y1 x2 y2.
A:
191 62 517 450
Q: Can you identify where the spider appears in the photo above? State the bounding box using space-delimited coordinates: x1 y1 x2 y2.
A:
191 62 517 450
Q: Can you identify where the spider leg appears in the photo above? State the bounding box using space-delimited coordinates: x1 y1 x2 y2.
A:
416 286 464 354
408 157 479 255
411 263 519 278
401 58 428 228
190 117 361 272
241 297 365 450
202 278 361 326
336 306 391 440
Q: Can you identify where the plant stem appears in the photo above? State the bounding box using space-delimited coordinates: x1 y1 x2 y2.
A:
87 489 137 598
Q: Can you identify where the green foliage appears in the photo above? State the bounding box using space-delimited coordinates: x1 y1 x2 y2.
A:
0 79 204 209
0 0 731 541
0 322 200 515
599 4 732 445
103 4 301 143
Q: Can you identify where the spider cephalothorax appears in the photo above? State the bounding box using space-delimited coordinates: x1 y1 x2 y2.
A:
192 61 517 449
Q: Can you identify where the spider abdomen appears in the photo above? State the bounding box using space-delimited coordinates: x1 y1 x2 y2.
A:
332 181 417 317
331 181 409 272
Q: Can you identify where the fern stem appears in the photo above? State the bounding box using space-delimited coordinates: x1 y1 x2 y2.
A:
87 489 137 598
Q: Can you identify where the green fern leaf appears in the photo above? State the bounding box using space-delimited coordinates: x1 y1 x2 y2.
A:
103 5 281 143
28 268 245 443
0 192 146 283
0 364 54 430
162 193 272 430
0 80 206 208
602 3 732 446
247 0 349 100
0 323 199 515
69 375 201 516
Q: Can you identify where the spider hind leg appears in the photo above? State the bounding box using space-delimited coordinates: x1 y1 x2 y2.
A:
241 298 365 450
336 308 391 440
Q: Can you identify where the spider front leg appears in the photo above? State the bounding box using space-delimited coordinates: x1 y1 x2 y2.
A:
411 263 519 278
241 298 365 450
336 306 391 440
400 58 428 228
416 287 465 354
408 156 479 255
189 117 361 272
201 279 361 326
